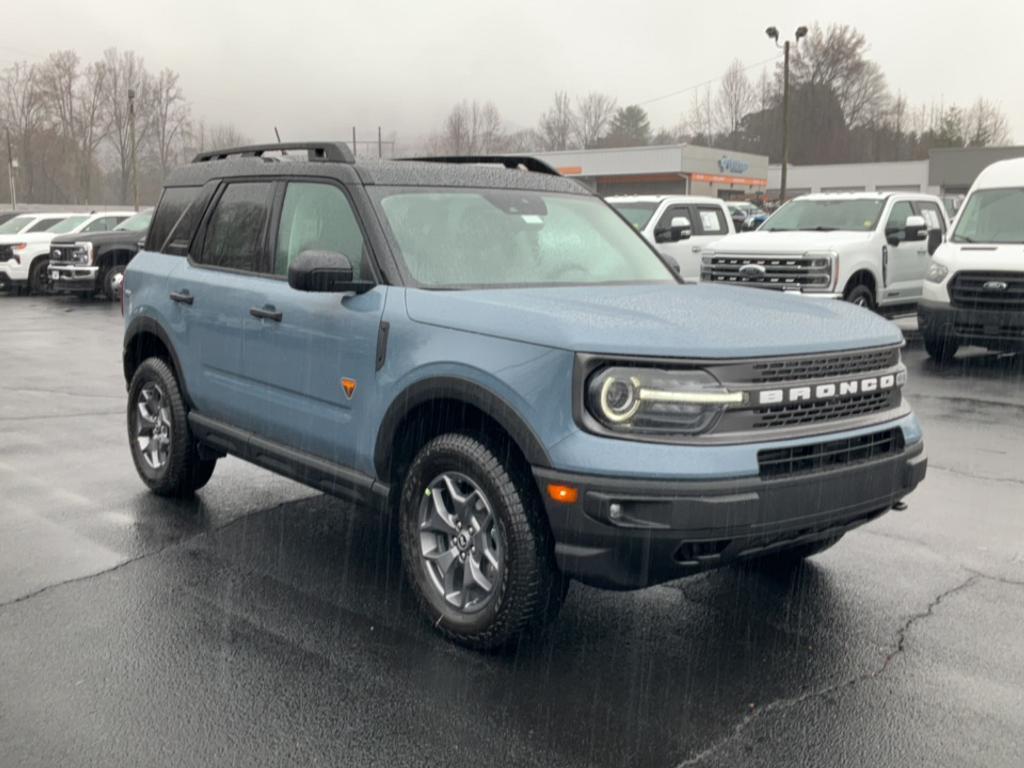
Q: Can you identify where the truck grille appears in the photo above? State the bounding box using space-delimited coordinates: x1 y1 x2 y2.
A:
702 255 832 290
0 244 14 261
749 347 900 384
758 428 904 479
949 271 1024 312
50 245 79 265
753 390 897 429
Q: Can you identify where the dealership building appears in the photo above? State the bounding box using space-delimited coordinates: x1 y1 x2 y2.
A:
531 144 770 199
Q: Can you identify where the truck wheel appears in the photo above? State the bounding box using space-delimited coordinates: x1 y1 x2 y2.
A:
752 535 843 571
844 284 875 311
127 357 217 497
923 331 959 363
28 258 52 295
398 433 566 650
101 265 125 302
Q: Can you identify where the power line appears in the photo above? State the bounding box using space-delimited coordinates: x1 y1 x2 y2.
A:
635 54 783 107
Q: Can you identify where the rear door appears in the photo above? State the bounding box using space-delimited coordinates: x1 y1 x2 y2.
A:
241 179 386 469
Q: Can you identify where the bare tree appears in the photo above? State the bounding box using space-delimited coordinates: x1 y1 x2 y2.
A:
573 92 617 148
429 100 505 154
102 49 155 204
150 68 190 177
208 123 251 149
715 59 755 142
537 91 576 151
0 62 47 200
964 98 1010 147
685 85 715 142
39 51 109 202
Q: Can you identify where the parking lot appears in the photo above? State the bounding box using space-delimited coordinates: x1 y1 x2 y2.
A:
1 291 1022 767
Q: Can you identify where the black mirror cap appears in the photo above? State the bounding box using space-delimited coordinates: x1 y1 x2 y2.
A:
288 250 371 293
927 228 943 256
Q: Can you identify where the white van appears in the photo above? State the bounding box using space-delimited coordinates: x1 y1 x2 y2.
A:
607 195 735 280
918 158 1024 361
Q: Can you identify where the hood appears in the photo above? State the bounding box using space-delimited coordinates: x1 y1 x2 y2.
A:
936 242 1024 271
404 283 903 358
50 229 143 247
709 230 876 253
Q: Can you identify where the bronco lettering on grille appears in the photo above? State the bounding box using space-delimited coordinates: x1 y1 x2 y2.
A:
756 372 904 406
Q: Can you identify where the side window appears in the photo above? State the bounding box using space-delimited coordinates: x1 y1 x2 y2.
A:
147 187 200 253
198 182 274 273
884 201 915 243
27 218 61 233
916 202 946 233
274 182 367 278
655 205 692 232
696 206 728 235
82 216 117 233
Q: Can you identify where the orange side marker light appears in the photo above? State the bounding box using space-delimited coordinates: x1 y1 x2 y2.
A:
547 484 579 504
341 378 357 399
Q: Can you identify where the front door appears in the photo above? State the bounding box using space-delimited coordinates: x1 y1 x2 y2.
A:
882 199 927 302
652 204 698 279
242 180 386 469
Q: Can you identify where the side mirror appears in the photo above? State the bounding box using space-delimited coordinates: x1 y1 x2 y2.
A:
904 215 927 242
927 228 943 256
288 250 373 294
655 216 692 243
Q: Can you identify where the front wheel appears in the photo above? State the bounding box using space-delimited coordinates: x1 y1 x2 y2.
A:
127 357 216 497
923 331 959 363
399 433 566 650
100 264 125 302
28 258 52 295
844 283 875 311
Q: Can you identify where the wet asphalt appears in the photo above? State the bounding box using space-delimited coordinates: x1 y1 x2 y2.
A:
0 292 1022 768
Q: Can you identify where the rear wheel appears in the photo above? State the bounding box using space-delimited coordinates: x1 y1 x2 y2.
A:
28 258 51 295
844 283 875 311
399 433 566 650
923 331 959 363
100 264 125 302
127 357 216 497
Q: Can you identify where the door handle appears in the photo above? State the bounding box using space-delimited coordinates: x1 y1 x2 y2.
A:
692 246 702 253
250 305 283 322
169 290 194 305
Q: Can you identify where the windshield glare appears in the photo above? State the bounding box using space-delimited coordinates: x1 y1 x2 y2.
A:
375 189 674 288
609 201 659 231
952 188 1024 244
45 215 89 234
0 215 34 234
115 211 153 232
762 198 885 232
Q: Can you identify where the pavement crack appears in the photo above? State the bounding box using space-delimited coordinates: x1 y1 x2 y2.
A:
675 574 981 767
964 569 1024 588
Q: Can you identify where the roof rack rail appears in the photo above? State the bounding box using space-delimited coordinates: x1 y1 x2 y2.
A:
399 155 561 177
192 141 355 164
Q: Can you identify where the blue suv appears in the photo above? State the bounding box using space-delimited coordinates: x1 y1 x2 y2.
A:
123 142 926 649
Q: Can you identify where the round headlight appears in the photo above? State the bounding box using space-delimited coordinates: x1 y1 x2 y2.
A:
598 374 641 423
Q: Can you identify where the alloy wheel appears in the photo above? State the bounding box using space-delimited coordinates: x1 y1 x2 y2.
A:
135 382 172 470
417 472 505 614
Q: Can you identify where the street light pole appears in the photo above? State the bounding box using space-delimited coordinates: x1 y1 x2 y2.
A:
128 88 139 210
766 25 807 205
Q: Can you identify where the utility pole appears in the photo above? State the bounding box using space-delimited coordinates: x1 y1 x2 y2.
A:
128 88 139 210
378 126 382 158
766 25 807 204
5 127 15 210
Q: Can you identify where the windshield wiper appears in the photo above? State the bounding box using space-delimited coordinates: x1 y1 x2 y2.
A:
798 226 840 232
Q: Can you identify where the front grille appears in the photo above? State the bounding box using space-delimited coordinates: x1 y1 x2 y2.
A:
950 271 1024 312
753 389 897 429
749 347 900 384
702 255 832 290
0 244 14 261
758 428 904 479
49 245 78 265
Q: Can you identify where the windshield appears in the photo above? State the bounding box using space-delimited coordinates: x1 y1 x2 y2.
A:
373 188 674 288
609 201 660 230
45 215 90 234
0 215 34 234
951 188 1024 244
761 198 885 232
115 210 153 232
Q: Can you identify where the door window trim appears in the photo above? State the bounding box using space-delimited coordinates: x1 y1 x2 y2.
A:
188 178 278 278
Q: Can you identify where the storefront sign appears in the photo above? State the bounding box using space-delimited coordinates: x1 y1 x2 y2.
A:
718 157 750 174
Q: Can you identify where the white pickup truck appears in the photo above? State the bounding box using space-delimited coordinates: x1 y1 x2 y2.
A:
607 195 735 280
699 192 950 312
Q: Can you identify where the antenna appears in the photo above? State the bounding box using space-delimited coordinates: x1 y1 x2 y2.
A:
274 127 287 156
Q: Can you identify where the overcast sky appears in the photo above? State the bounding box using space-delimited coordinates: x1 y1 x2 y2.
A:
4 0 1022 151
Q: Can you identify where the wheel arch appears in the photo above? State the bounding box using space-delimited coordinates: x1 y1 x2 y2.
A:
123 317 190 405
843 268 878 299
373 377 552 484
96 246 137 269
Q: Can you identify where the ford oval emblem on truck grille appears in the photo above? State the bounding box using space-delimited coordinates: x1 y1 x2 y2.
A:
738 264 767 278
983 281 1009 291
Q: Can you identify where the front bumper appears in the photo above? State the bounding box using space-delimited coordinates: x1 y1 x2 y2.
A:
48 264 99 293
535 438 925 590
918 299 1024 351
0 260 27 286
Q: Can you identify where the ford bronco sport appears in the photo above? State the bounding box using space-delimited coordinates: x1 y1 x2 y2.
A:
122 142 927 649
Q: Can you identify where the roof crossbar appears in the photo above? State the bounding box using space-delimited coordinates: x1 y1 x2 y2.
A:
192 142 355 164
399 155 561 176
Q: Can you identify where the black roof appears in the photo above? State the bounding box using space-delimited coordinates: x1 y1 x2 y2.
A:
164 143 588 196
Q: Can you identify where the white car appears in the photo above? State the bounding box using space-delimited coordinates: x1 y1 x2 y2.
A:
918 158 1024 362
607 195 735 280
699 192 950 312
0 210 135 294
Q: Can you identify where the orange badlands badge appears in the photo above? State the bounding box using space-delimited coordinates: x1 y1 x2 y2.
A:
341 378 357 399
